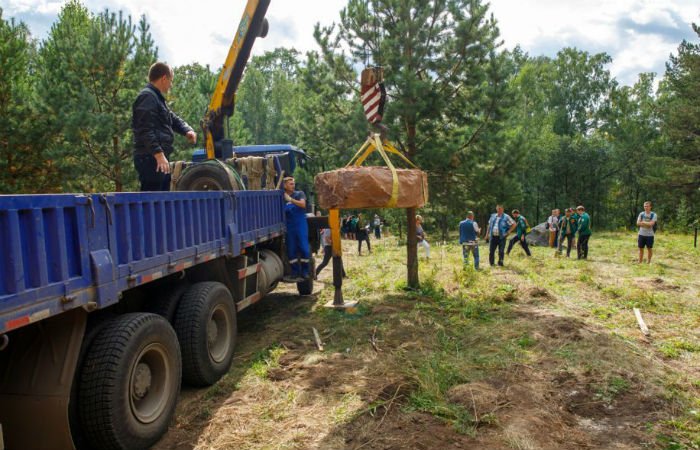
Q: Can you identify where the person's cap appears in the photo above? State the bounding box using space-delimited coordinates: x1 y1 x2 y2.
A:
282 176 294 182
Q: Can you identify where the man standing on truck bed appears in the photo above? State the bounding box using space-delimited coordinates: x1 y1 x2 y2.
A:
132 62 197 191
283 176 311 281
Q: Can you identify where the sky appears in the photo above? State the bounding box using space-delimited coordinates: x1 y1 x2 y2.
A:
1 0 698 86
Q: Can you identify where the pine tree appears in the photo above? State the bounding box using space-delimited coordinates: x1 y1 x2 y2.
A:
316 0 503 162
38 1 157 192
658 21 700 203
0 9 59 193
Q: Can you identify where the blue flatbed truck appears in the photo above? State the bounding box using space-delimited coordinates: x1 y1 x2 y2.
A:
0 186 319 450
0 2 329 448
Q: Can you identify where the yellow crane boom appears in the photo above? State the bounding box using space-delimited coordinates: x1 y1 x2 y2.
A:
203 0 270 160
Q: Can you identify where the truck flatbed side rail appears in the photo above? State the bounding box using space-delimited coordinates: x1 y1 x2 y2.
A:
0 190 284 333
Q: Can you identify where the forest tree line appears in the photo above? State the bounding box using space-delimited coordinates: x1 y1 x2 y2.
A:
0 0 698 235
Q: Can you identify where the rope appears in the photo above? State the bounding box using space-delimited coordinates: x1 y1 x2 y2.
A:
265 155 278 189
169 161 186 191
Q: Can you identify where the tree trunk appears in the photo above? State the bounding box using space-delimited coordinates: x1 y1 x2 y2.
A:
441 213 448 242
407 208 418 288
113 136 123 192
406 123 416 160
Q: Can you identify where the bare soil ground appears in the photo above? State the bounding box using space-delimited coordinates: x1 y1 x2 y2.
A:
155 233 700 449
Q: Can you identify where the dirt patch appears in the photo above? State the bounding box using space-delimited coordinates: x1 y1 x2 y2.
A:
526 286 557 303
446 382 503 418
333 381 500 450
539 316 587 341
445 364 669 449
337 360 670 450
338 408 482 449
633 277 681 291
266 366 290 381
515 309 590 342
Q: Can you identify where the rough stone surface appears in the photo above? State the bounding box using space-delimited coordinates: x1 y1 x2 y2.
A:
314 166 428 209
526 223 552 247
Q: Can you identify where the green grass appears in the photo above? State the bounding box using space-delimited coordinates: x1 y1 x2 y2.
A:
334 232 700 446
658 338 700 358
593 377 630 403
250 343 285 379
190 232 700 449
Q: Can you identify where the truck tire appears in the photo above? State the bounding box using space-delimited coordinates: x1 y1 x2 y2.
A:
296 256 316 296
78 313 181 450
174 282 237 386
175 163 236 191
145 282 188 323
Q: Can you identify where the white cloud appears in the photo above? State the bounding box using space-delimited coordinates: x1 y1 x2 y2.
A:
490 0 698 84
81 0 348 69
1 0 697 85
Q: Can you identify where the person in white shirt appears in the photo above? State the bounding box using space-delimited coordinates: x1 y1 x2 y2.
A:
373 214 382 239
416 215 430 259
546 209 559 248
315 227 346 279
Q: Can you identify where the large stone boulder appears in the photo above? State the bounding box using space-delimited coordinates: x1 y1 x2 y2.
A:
314 166 429 209
526 222 551 247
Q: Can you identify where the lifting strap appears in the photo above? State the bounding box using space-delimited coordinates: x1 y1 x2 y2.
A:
344 134 426 208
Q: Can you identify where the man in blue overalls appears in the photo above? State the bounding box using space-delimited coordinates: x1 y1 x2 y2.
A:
283 177 310 282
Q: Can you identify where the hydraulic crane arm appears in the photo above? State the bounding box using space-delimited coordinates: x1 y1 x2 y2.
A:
203 0 271 160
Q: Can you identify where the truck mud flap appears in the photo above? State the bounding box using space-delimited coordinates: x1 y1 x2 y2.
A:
0 308 86 450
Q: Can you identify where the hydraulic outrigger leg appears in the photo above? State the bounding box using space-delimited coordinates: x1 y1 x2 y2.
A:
325 209 358 312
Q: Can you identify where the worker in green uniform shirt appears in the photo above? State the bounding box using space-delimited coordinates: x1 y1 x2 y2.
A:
506 209 532 257
576 205 592 260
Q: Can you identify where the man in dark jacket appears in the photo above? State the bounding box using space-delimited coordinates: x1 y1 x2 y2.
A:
132 62 196 191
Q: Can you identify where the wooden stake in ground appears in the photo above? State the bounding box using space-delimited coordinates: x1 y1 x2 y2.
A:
369 325 382 352
633 308 650 337
312 327 324 351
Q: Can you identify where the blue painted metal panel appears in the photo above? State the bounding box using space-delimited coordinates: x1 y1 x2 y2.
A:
0 195 95 331
0 189 286 333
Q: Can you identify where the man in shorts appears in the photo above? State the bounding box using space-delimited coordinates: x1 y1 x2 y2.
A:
636 201 657 264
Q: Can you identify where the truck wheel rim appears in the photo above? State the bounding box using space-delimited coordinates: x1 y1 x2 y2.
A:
129 343 171 424
188 177 225 191
208 304 231 363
